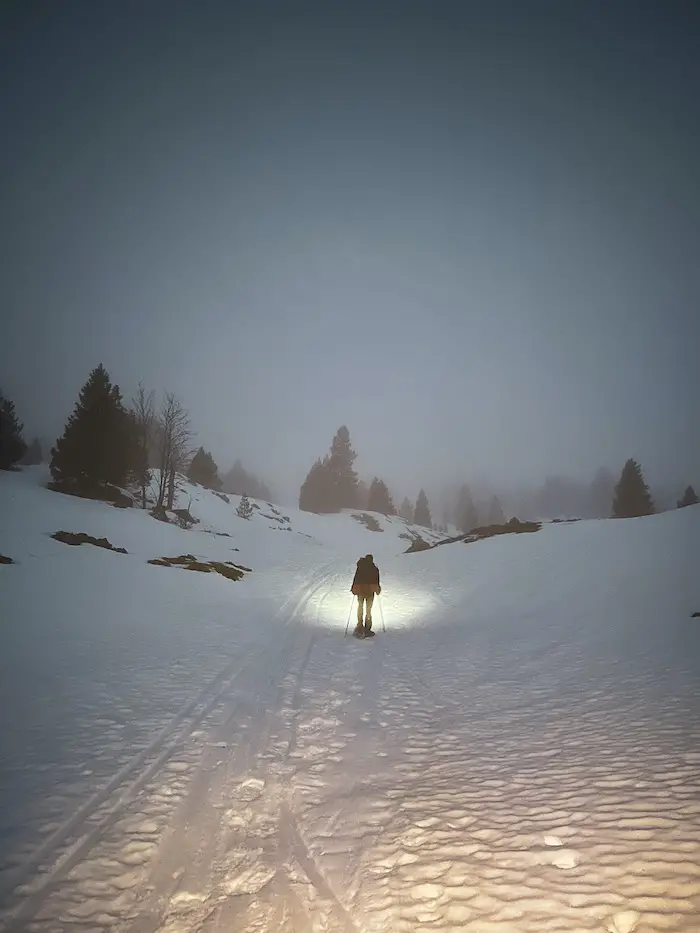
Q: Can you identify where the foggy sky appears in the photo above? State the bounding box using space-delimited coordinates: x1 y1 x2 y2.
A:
2 0 698 506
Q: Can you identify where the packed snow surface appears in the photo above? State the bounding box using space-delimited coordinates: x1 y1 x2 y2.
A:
0 466 699 932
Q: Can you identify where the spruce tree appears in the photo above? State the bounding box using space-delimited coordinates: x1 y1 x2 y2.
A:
0 392 27 469
611 459 655 518
299 456 334 513
327 425 358 510
456 485 478 533
299 426 358 513
487 494 505 525
367 477 396 515
188 447 222 490
677 485 699 508
414 488 432 527
222 459 271 500
399 497 414 522
236 494 254 519
50 364 133 489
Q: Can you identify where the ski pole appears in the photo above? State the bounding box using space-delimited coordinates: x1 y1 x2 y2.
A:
344 596 355 636
378 595 386 633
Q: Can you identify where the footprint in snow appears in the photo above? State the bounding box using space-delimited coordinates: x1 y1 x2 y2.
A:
236 777 265 802
222 863 276 896
606 910 641 933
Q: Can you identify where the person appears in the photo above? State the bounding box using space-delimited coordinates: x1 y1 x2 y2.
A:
351 553 381 637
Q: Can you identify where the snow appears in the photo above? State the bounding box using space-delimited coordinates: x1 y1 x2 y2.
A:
1 466 699 931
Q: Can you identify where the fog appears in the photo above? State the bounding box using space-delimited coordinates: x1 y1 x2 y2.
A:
2 1 698 509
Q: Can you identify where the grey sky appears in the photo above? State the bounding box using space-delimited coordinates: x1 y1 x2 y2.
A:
1 0 698 505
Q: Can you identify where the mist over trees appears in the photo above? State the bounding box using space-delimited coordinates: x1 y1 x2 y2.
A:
222 460 272 501
299 426 358 513
487 495 505 525
455 485 478 534
0 390 27 469
9 368 693 528
20 437 43 466
677 485 698 508
367 477 396 516
612 459 655 518
414 488 432 528
188 447 222 490
399 497 414 522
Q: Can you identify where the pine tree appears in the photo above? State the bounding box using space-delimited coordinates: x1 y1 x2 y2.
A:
50 365 133 489
414 488 432 527
237 494 254 519
367 477 396 515
327 425 358 510
487 494 505 525
399 497 414 522
299 426 358 513
187 447 222 490
299 456 334 513
20 437 43 466
222 460 272 500
0 391 27 470
611 459 655 518
456 485 478 533
677 485 699 508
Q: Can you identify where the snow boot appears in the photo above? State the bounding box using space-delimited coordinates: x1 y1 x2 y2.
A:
353 623 365 639
364 620 375 637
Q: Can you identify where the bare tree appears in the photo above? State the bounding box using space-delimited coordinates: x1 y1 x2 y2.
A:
155 392 193 512
131 382 156 509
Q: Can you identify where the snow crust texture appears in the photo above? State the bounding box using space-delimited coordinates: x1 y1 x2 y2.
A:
0 468 698 932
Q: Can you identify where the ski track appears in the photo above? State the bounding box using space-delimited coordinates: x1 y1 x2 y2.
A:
3 563 700 930
0 563 338 931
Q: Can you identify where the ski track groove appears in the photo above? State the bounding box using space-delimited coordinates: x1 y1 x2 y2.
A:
0 562 337 932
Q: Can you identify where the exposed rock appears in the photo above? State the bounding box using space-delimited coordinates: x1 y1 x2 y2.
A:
51 531 128 553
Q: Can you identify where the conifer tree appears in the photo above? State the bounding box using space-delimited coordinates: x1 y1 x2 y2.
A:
237 494 254 519
0 392 27 469
399 497 414 522
50 364 133 488
327 425 358 510
299 426 359 513
299 456 333 512
456 485 478 533
367 477 396 515
414 488 432 527
487 494 505 525
187 447 222 490
611 459 655 518
222 460 272 500
677 485 699 508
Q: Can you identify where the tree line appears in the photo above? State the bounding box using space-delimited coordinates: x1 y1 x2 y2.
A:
0 370 271 510
2 383 698 523
297 425 698 526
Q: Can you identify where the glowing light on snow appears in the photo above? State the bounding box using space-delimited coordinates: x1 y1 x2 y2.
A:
303 579 441 632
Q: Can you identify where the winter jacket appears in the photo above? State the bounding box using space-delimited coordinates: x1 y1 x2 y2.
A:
351 557 381 596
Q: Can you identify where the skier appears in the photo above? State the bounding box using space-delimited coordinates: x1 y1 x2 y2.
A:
351 554 381 637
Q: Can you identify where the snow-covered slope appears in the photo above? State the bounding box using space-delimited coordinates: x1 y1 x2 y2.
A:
1 467 699 932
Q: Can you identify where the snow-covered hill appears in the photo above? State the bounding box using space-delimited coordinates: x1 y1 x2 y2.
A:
1 466 698 932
